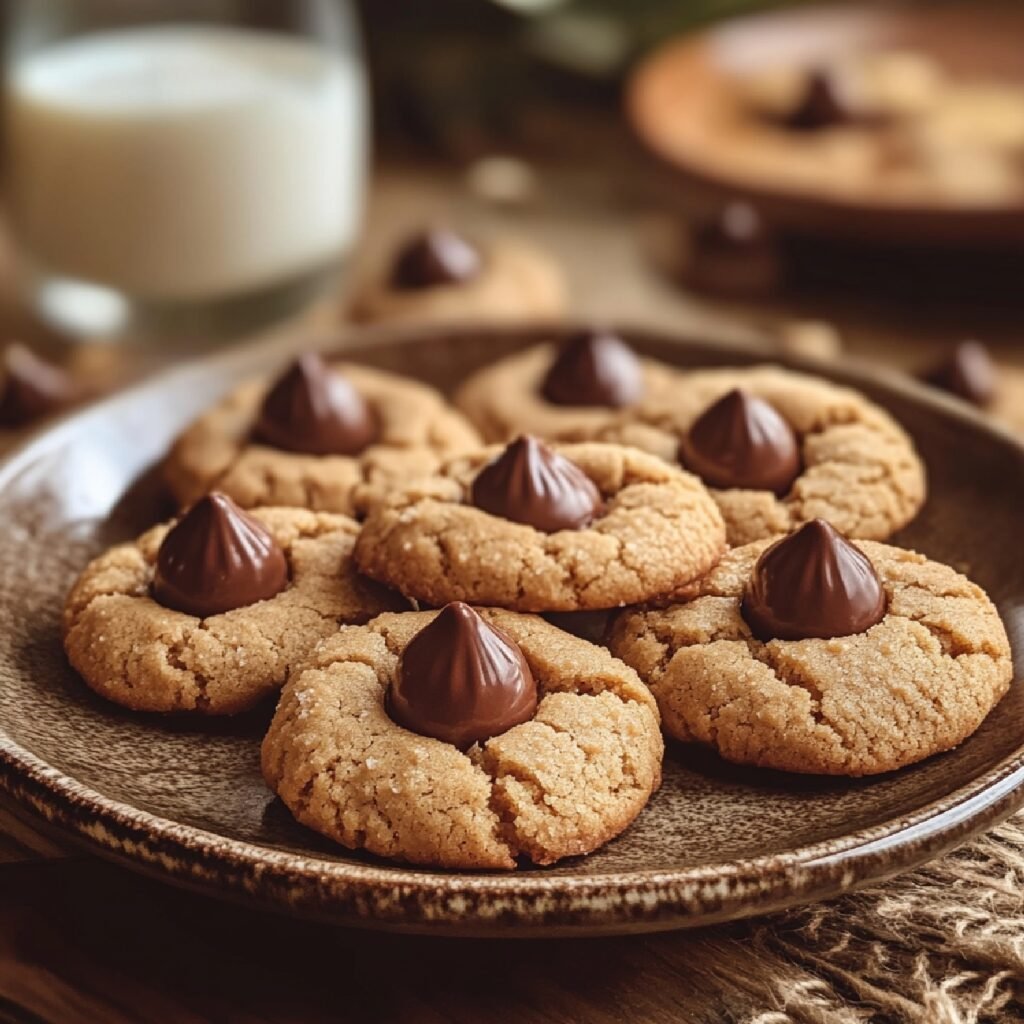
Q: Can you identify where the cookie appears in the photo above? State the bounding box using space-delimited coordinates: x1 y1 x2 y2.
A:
454 332 679 443
348 230 567 326
730 52 1024 205
261 607 663 868
63 505 407 715
608 531 1012 776
354 439 727 612
164 358 480 514
596 365 926 545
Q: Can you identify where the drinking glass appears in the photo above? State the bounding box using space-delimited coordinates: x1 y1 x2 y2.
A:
3 0 368 339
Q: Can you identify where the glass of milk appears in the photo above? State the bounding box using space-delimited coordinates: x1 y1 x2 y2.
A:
3 0 367 340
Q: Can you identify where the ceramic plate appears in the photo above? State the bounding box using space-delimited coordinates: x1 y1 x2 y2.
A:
627 3 1024 245
1 323 1022 937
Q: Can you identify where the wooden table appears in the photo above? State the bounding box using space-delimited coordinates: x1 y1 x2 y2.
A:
2 164 1023 1023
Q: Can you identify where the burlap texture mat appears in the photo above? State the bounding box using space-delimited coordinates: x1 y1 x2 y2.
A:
679 814 1024 1022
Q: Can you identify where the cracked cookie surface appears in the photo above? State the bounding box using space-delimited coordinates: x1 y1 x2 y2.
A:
63 508 408 715
164 363 481 514
608 539 1012 776
595 365 927 545
454 342 679 443
353 442 727 612
347 239 567 326
261 609 663 868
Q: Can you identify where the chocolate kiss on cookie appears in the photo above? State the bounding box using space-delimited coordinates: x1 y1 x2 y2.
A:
742 519 887 641
922 341 997 408
471 435 604 532
686 203 782 297
541 328 644 408
680 389 800 494
389 602 537 749
784 68 854 131
152 493 289 618
0 343 78 428
254 353 377 456
389 228 482 290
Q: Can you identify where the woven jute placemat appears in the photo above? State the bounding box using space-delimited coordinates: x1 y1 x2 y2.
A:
683 814 1024 1023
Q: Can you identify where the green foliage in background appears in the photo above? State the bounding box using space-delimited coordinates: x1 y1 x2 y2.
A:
497 0 814 71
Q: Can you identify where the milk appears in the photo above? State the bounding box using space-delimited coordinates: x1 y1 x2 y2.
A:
6 26 366 303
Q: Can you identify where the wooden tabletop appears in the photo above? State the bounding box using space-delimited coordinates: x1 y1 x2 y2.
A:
2 163 1023 1023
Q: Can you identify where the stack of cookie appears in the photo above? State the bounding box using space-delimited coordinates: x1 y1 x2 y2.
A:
63 320 1014 871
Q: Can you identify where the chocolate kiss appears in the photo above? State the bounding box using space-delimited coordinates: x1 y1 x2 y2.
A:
784 68 853 130
389 228 482 290
470 435 604 532
0 344 78 428
680 389 801 495
254 353 377 456
923 341 997 408
687 203 782 297
389 602 538 749
541 328 644 409
152 493 289 618
742 519 888 641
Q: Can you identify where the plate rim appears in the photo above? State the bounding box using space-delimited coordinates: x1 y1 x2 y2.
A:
1 321 1023 934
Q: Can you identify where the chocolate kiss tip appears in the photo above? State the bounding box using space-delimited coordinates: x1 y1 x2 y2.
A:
785 69 851 130
389 602 537 749
389 228 482 290
470 435 604 533
742 518 887 642
152 492 289 619
923 341 997 408
541 328 644 409
680 388 801 495
254 352 377 457
0 343 77 428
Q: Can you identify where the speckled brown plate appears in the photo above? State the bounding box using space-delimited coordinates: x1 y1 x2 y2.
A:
1 323 1022 937
628 3 1024 245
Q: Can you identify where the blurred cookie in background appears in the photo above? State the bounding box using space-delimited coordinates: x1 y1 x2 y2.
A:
347 226 567 325
734 48 1024 206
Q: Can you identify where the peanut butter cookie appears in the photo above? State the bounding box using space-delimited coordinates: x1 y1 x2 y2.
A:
454 331 678 443
597 365 926 546
714 51 1024 205
262 606 663 869
354 439 727 612
63 502 407 715
164 356 480 514
348 229 566 326
608 528 1012 776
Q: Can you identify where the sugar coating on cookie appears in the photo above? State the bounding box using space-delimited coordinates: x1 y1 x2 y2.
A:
608 539 1012 776
348 238 567 326
454 341 679 443
261 609 663 868
63 508 407 715
163 362 481 514
597 365 927 545
353 442 727 612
